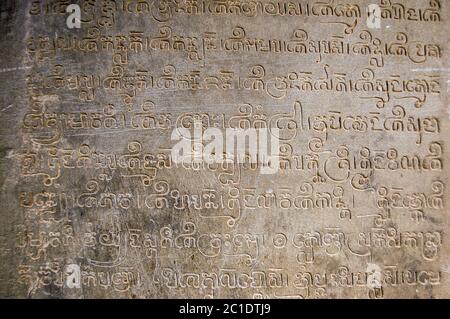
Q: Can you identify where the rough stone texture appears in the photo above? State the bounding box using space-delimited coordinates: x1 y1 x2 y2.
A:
0 0 449 299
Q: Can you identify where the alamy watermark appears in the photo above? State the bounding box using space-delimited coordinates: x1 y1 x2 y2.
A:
171 121 280 174
366 4 381 29
66 4 81 29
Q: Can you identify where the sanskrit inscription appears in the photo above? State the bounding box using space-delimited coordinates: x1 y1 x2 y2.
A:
0 0 449 299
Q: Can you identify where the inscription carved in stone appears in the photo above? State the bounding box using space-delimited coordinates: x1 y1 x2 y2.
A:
0 0 449 299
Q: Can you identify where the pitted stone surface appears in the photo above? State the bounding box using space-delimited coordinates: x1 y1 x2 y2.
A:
0 0 449 298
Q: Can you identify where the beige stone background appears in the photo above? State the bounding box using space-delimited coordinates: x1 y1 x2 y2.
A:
0 0 449 298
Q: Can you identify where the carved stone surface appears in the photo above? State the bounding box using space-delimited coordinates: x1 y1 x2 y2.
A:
0 0 449 299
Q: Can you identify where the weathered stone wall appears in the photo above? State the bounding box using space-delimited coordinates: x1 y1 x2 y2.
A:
0 0 449 298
